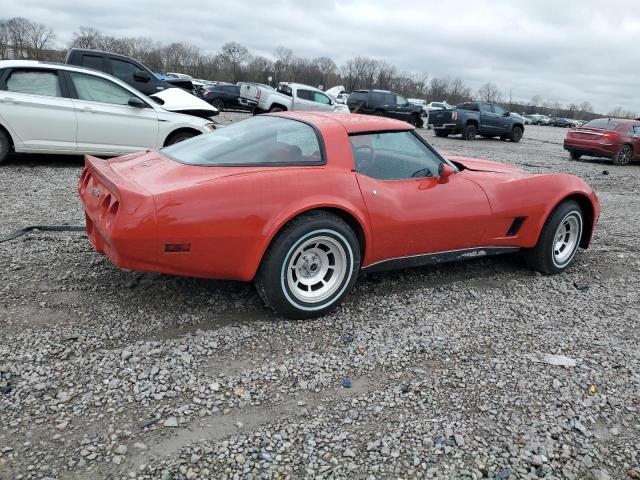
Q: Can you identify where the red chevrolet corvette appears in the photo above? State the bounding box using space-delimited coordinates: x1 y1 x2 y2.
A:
79 112 600 319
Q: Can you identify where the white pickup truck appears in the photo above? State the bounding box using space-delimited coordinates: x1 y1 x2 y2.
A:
239 82 350 114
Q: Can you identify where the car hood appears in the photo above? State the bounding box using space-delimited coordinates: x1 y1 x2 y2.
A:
325 85 346 98
447 156 524 174
150 88 218 115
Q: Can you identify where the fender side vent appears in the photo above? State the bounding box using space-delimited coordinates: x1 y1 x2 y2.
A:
507 217 525 236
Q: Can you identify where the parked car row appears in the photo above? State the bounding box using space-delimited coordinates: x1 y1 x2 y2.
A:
0 60 216 163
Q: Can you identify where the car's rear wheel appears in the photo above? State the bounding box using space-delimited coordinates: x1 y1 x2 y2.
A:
434 130 449 137
373 110 385 117
612 144 633 165
269 106 284 113
0 129 10 164
510 126 523 142
569 151 582 160
523 200 583 274
411 113 423 128
256 211 360 319
212 99 224 111
462 123 477 140
166 131 198 146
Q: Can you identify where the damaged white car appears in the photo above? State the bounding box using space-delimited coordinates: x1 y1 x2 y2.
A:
239 82 350 114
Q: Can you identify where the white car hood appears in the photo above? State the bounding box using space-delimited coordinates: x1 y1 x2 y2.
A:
325 85 346 99
150 88 218 114
333 104 350 113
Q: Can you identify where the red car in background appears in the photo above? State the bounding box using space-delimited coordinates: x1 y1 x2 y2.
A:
79 112 599 319
564 118 640 165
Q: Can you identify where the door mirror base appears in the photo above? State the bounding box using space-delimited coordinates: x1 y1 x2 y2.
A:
438 163 456 183
128 96 147 108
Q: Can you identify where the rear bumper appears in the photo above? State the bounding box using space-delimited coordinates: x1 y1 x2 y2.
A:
563 139 617 158
433 123 457 129
239 98 258 108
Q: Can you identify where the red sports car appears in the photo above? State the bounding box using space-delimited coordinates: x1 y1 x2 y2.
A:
564 118 640 165
79 112 600 319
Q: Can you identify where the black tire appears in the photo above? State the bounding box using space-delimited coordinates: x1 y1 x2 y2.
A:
411 114 423 128
569 151 582 160
269 106 284 113
510 126 523 142
434 130 449 138
166 131 198 146
499 134 509 141
212 99 224 111
522 200 583 275
255 211 361 319
462 123 477 141
0 129 9 164
373 110 385 117
612 144 633 165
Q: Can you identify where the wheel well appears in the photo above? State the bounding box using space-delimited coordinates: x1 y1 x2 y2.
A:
561 193 595 248
466 120 479 127
270 103 288 111
0 123 14 150
163 128 201 147
512 123 524 131
261 207 367 270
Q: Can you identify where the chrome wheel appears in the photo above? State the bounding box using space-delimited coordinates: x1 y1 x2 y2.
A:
614 145 632 165
552 212 582 267
285 235 347 304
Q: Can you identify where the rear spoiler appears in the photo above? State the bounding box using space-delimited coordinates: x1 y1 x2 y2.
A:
83 155 148 195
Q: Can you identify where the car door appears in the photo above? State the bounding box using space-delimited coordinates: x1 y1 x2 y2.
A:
311 91 334 112
478 103 500 134
225 85 241 108
389 94 414 122
65 70 159 154
350 131 492 263
0 67 77 152
294 89 323 111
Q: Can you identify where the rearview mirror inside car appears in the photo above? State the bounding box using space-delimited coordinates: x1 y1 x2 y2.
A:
134 70 151 82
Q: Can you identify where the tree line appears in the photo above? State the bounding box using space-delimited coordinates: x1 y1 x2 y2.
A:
0 16 635 120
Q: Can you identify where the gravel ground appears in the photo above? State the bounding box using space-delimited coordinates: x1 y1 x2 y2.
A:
0 116 639 480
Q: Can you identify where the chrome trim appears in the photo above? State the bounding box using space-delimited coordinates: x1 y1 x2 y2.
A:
361 246 521 273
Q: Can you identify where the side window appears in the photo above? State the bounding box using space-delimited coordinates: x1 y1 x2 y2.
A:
396 95 408 106
312 92 331 104
350 131 442 180
296 89 313 101
109 59 137 82
81 55 104 71
384 93 396 105
69 72 134 106
480 103 494 113
493 105 506 115
633 125 640 134
370 91 385 105
6 69 62 97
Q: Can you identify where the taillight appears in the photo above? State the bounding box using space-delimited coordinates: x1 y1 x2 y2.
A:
452 111 458 121
603 132 619 141
256 88 261 100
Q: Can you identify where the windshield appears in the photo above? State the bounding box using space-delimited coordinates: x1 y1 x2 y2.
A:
583 119 620 130
161 116 324 166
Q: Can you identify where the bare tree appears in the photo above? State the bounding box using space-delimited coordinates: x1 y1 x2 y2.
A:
0 20 9 59
313 56 337 88
25 21 55 59
70 26 103 49
477 82 502 103
273 46 293 82
6 17 31 59
220 41 249 81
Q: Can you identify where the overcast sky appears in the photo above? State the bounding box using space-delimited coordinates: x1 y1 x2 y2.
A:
4 0 639 113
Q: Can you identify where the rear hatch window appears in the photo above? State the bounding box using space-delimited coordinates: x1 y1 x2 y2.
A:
161 116 324 166
582 119 619 130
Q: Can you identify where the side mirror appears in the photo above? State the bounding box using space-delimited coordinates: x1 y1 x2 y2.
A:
438 163 456 183
133 70 151 82
503 111 511 117
128 96 147 108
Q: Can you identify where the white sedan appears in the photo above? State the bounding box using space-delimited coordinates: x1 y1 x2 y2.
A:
0 60 216 164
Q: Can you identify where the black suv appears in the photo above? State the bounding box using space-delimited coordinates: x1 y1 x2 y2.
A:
201 84 248 111
347 90 424 127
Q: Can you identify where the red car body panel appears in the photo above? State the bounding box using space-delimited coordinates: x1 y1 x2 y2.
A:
79 112 600 282
563 119 640 161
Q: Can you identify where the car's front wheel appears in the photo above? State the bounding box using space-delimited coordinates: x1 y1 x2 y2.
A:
569 151 582 160
256 211 361 319
411 114 423 128
612 144 633 165
0 129 10 164
166 130 198 146
212 99 224 111
510 126 523 142
523 200 583 274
